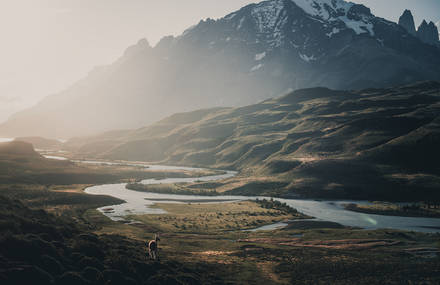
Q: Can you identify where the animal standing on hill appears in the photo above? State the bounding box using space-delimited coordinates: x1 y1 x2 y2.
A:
147 234 160 260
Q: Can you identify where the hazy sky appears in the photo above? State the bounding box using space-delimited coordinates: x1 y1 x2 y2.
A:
0 0 439 123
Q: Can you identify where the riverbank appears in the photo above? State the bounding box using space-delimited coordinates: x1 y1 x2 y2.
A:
344 202 440 218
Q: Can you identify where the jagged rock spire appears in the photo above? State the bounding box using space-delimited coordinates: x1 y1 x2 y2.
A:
398 9 416 36
428 21 439 42
417 20 439 45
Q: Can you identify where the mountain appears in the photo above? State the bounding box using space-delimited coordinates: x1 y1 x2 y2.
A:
398 10 439 46
398 9 416 36
398 10 440 46
417 20 440 46
2 0 440 138
67 81 440 201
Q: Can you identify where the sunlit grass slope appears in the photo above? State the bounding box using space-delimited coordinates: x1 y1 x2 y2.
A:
68 82 440 201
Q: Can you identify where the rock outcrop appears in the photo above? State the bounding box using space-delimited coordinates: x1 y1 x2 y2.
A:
417 20 439 45
398 9 416 35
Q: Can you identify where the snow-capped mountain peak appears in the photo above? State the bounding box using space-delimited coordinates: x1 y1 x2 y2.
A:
2 0 440 138
293 0 352 19
221 0 375 47
292 0 374 35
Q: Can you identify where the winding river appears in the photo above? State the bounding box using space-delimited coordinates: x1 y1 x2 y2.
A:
78 161 440 233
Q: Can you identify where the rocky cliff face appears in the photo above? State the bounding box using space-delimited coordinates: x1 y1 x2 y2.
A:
398 10 439 46
417 20 439 45
398 9 416 36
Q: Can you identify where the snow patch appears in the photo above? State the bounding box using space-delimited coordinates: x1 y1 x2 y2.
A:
326 27 340 37
299 53 316 62
255 52 266 61
225 13 237 20
340 15 374 36
292 0 375 36
437 21 440 37
237 17 245 30
250 0 289 47
293 0 352 20
251 0 287 34
251 63 264 71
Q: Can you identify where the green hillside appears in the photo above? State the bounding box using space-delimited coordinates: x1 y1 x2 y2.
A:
68 82 440 201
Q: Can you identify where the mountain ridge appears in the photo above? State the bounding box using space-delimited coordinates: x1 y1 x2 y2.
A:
1 0 439 138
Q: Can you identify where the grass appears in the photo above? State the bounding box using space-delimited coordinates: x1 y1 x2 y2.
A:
68 82 440 202
0 184 123 219
3 181 440 284
0 196 223 285
127 182 222 196
1 142 439 284
128 201 305 234
3 179 435 285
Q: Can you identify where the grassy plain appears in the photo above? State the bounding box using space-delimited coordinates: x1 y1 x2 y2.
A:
86 206 440 285
1 142 439 284
129 201 304 233
2 179 440 284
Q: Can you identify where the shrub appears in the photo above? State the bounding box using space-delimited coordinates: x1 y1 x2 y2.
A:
57 271 88 285
77 256 104 270
40 255 65 275
81 266 103 283
3 266 54 285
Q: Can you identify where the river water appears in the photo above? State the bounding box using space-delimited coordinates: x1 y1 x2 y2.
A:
0 138 14 143
81 161 440 233
4 138 439 232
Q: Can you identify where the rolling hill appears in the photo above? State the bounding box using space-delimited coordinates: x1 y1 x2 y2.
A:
67 81 440 201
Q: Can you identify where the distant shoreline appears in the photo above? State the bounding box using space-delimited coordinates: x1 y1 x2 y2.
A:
344 203 440 218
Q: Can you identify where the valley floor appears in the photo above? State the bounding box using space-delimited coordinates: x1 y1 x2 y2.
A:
1 161 439 284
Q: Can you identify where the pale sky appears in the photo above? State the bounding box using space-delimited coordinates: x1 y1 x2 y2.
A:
0 0 439 123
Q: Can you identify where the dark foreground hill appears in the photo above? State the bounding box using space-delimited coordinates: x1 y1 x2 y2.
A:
1 0 440 138
0 196 221 285
69 81 440 202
